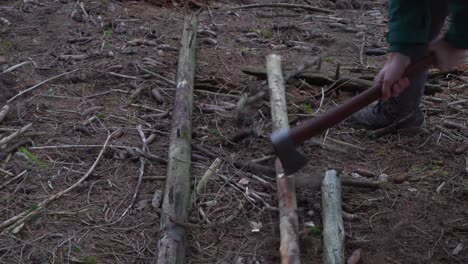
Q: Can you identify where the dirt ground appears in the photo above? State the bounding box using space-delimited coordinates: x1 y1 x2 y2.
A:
0 0 467 263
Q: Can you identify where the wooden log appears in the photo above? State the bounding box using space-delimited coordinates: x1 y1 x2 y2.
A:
156 13 198 264
266 54 301 264
241 66 443 95
322 170 345 264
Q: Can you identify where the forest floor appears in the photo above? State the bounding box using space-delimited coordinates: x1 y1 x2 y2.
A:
0 0 467 263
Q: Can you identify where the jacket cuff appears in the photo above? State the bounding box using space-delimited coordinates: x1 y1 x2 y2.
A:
388 43 427 59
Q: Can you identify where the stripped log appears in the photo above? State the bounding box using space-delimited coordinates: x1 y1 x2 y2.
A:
156 13 198 264
266 54 301 264
322 169 345 264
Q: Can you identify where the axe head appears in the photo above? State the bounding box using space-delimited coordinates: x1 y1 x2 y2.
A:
270 127 308 175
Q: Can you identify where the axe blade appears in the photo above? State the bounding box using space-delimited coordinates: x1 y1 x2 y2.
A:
270 127 308 175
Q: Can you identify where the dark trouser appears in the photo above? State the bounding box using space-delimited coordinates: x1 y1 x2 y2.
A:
391 0 448 113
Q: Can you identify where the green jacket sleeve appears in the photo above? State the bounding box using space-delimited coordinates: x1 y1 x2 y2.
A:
445 0 468 49
386 0 430 56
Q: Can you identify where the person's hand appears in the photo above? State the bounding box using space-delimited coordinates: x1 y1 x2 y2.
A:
429 38 465 71
374 52 411 100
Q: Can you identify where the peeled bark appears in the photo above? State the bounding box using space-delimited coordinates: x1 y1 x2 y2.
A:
266 54 301 264
322 170 345 264
156 13 198 264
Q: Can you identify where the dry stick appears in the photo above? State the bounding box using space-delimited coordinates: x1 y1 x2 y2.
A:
0 123 32 148
325 137 366 151
0 170 27 191
117 125 147 221
2 61 32 73
322 169 345 264
0 105 10 123
157 13 198 264
137 65 176 85
1 132 114 232
189 158 222 208
7 69 78 103
230 3 333 14
0 168 14 177
266 54 301 264
359 33 367 68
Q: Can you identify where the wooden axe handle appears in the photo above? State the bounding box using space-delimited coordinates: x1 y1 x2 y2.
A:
289 53 436 145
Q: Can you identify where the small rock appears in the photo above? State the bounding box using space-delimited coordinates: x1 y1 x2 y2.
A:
200 38 217 45
136 199 150 210
378 173 389 182
238 178 250 185
0 56 6 65
392 174 409 184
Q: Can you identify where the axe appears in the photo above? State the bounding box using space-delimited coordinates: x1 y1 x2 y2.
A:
270 54 436 175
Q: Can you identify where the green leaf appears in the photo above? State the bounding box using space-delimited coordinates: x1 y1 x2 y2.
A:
19 147 47 168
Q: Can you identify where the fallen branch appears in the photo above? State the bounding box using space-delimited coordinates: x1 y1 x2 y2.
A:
0 123 32 148
267 54 301 264
117 125 147 221
1 132 114 232
137 64 176 85
157 13 198 264
322 169 345 264
342 178 388 189
0 168 14 177
7 70 79 103
230 3 333 14
2 61 33 73
0 170 27 191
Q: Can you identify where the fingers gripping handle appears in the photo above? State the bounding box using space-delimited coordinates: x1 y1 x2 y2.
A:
288 54 436 145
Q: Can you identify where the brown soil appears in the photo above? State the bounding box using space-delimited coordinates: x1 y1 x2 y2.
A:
0 0 467 263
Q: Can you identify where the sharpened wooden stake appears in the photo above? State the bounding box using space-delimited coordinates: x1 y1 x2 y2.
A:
322 169 345 264
156 13 198 264
266 54 301 264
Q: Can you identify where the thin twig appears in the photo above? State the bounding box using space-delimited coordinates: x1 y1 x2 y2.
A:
2 61 33 73
1 132 115 232
0 170 27 191
117 125 147 221
0 123 32 148
230 3 333 14
0 168 14 177
137 65 176 85
7 69 79 103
